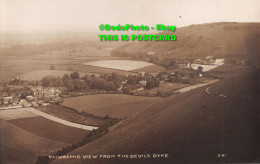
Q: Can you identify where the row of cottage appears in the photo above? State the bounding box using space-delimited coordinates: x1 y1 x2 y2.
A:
0 87 61 107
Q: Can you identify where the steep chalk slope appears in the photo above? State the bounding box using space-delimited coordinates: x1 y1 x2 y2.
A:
53 68 259 164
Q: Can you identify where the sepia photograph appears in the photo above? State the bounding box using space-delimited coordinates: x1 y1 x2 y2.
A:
0 0 259 163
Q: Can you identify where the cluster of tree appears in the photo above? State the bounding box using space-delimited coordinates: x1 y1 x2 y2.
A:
84 72 126 92
40 71 162 95
42 76 64 87
97 72 126 87
47 72 128 92
126 75 142 85
121 74 160 94
197 66 204 73
148 56 159 64
99 72 125 82
149 56 178 70
19 90 34 99
7 78 42 86
146 77 160 89
8 78 22 85
0 85 32 98
41 72 116 92
87 78 116 91
121 75 144 94
157 71 197 84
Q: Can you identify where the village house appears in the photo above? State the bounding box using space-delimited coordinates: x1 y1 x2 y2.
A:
147 51 155 55
43 103 50 106
0 97 13 106
138 72 146 77
161 74 169 81
37 100 45 106
19 99 27 106
31 87 61 100
139 80 147 86
26 95 34 102
32 102 38 107
31 87 43 97
133 87 144 93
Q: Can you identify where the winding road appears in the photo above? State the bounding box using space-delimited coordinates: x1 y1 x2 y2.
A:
206 87 228 98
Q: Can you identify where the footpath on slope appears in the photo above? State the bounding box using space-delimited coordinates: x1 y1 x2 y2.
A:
173 79 219 93
25 107 99 130
0 107 98 131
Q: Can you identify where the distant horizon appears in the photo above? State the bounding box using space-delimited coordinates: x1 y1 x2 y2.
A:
1 21 260 35
1 0 260 33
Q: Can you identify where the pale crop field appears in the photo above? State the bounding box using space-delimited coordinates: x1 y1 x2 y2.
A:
0 108 38 120
83 60 154 71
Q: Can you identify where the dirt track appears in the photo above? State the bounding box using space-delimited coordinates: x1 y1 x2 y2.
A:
25 107 99 130
206 87 228 98
0 107 98 130
173 79 219 93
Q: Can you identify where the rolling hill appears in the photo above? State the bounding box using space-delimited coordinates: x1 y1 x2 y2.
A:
62 94 162 118
112 22 260 66
8 116 90 145
53 67 259 164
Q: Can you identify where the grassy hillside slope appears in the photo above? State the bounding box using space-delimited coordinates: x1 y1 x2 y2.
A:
9 116 90 144
112 22 260 65
53 68 259 164
62 95 162 118
0 118 68 164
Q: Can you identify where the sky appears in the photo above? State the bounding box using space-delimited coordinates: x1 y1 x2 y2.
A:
1 0 260 33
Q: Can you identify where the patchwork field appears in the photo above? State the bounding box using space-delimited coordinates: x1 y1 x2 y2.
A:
0 57 135 80
0 107 92 163
83 100 161 118
9 116 90 144
0 58 47 80
62 94 162 118
38 105 111 127
19 70 72 80
0 108 92 144
19 70 93 80
137 82 189 96
83 60 154 71
0 108 37 120
54 69 260 164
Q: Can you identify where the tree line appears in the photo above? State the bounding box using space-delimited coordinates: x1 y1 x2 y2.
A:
41 72 127 92
41 71 161 95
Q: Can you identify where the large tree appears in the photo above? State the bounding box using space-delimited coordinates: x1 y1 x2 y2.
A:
197 66 204 73
70 71 80 79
